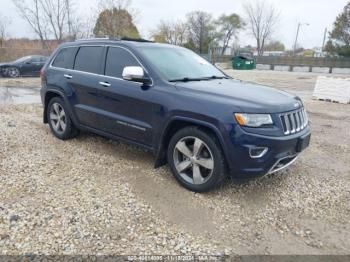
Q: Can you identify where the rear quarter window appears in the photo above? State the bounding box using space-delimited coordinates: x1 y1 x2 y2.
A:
52 47 78 69
74 46 104 74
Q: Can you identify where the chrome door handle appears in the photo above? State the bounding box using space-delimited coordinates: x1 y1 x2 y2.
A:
99 81 111 87
64 74 72 79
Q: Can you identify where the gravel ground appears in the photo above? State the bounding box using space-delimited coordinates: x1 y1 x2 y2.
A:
0 72 349 255
0 77 40 88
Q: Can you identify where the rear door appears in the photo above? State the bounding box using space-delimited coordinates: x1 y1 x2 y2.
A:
69 45 106 128
46 46 78 101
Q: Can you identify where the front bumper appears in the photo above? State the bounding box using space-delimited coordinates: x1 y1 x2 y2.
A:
224 124 311 178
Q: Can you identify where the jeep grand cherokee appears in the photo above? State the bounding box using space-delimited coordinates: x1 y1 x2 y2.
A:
40 38 311 192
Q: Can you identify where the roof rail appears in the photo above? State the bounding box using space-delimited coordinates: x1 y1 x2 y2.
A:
75 37 153 43
75 37 110 42
120 37 153 43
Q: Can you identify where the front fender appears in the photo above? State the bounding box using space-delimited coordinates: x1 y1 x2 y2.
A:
0 66 10 76
164 115 226 146
154 115 231 169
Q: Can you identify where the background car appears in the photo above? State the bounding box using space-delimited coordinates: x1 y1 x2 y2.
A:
0 55 48 78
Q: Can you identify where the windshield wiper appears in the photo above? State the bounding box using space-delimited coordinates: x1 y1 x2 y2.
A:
168 75 230 82
204 75 229 80
169 77 206 82
169 76 229 82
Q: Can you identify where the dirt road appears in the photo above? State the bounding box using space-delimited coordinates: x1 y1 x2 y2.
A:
0 72 349 255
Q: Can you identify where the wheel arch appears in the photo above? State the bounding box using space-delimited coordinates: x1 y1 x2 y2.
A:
154 117 230 169
5 66 20 77
43 90 77 125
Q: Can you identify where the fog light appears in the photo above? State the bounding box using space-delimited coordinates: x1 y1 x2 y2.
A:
249 147 268 158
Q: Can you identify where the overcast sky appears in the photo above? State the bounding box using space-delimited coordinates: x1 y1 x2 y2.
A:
0 0 347 49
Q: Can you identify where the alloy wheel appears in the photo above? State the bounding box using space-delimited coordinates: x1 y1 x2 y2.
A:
173 136 214 185
7 68 20 78
50 102 67 134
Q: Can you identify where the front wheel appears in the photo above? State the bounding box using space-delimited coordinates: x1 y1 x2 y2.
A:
6 67 20 78
167 126 227 192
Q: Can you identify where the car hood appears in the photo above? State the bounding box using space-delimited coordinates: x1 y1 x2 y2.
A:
175 78 302 113
0 62 13 67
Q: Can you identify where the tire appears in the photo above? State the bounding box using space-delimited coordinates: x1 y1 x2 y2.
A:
6 67 20 78
167 126 227 192
47 97 78 140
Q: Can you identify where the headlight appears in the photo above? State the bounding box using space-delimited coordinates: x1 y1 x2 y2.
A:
234 113 273 127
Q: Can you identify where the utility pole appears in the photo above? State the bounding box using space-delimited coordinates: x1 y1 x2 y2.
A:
293 22 309 55
322 27 327 51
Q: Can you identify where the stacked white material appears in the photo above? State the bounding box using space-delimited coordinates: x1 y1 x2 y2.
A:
332 68 350 74
293 66 310 72
256 64 271 70
313 76 350 104
312 67 330 74
274 65 290 71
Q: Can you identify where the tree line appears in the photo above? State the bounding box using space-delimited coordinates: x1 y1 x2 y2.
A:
325 2 350 57
0 0 349 57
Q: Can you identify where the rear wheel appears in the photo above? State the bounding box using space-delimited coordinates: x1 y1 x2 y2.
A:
6 67 20 78
47 97 78 140
167 126 227 192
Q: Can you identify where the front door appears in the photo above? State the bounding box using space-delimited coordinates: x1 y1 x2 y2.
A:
21 56 44 75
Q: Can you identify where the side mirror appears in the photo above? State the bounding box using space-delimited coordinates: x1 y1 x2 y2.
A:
122 66 151 85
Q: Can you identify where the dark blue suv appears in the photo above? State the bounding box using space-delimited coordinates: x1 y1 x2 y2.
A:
40 38 311 192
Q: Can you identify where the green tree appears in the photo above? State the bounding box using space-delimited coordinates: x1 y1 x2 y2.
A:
183 38 196 51
151 20 187 45
264 40 285 51
215 13 244 55
93 8 139 38
325 2 350 56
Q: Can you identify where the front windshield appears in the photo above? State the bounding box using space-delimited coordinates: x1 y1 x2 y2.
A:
14 56 31 63
138 46 225 81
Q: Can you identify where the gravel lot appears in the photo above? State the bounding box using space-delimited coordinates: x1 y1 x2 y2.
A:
0 72 349 255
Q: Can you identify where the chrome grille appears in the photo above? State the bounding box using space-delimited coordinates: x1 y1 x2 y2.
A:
280 108 308 135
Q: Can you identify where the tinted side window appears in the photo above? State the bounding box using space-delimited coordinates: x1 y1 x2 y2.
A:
40 57 47 62
31 57 41 62
105 47 140 78
52 47 77 69
74 46 104 74
32 56 46 63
